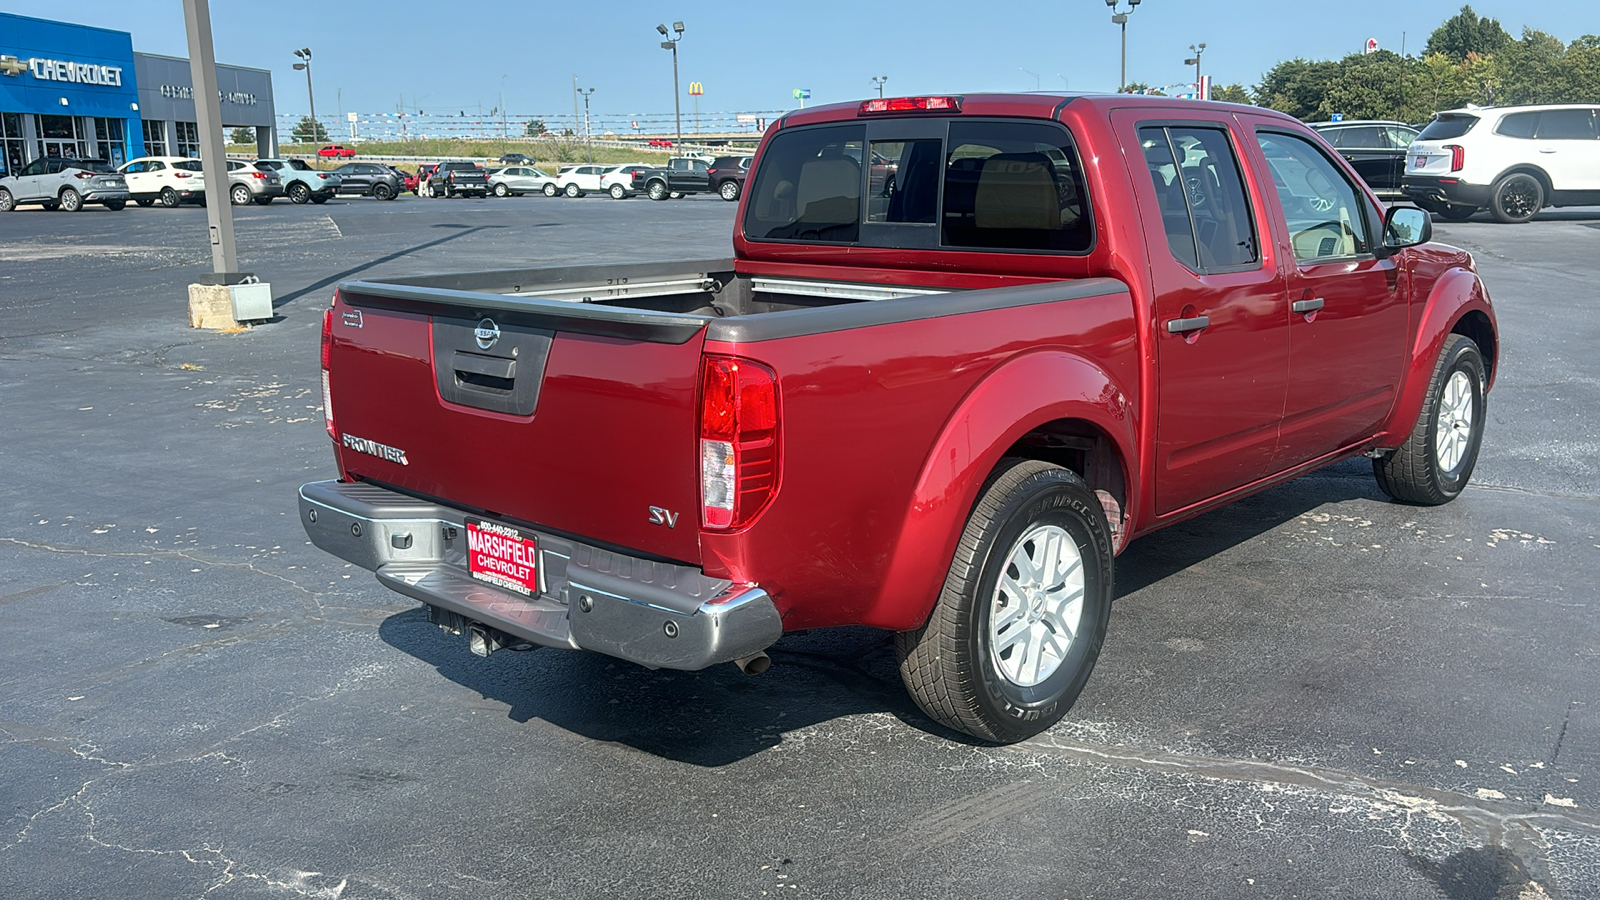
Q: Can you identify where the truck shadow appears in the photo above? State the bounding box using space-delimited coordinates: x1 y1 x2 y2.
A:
376 459 1389 765
271 223 509 309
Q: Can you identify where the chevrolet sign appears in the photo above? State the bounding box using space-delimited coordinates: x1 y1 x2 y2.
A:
0 55 124 86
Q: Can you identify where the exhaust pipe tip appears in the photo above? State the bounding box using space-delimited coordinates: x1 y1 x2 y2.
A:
733 652 771 676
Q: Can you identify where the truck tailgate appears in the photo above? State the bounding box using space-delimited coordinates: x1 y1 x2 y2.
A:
328 278 713 565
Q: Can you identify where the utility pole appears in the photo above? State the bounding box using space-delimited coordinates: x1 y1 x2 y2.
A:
182 0 237 276
657 22 685 146
572 74 580 139
499 74 507 140
578 86 595 163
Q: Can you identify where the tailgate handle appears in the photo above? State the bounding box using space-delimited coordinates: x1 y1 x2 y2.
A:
454 347 515 381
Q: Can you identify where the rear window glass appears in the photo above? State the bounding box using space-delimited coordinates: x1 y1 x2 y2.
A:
1535 108 1596 140
287 159 312 171
1418 115 1478 141
744 124 865 243
942 121 1091 253
174 160 203 171
66 160 114 173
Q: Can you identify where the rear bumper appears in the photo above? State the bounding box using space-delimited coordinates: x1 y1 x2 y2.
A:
83 189 131 202
1401 176 1492 210
298 480 782 670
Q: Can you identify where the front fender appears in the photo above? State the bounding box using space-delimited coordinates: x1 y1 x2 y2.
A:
1378 263 1497 447
862 350 1138 632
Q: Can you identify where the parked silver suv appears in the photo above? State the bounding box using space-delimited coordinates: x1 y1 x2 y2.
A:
0 157 130 212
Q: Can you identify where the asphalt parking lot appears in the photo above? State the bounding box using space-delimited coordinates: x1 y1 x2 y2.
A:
2 193 1598 900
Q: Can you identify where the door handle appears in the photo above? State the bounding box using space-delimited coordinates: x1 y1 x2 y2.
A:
1292 298 1325 314
1539 147 1557 154
1165 315 1209 334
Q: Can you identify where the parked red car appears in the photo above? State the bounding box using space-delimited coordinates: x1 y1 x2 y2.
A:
318 144 356 158
646 138 674 148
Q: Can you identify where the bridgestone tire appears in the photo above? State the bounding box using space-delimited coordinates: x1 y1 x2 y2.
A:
287 183 310 204
230 184 252 206
0 188 13 212
493 183 509 197
1437 204 1477 222
1373 334 1486 505
160 187 181 208
648 181 668 201
1489 173 1542 224
543 183 558 197
373 183 395 201
720 180 740 201
60 188 83 212
896 459 1114 743
610 184 628 199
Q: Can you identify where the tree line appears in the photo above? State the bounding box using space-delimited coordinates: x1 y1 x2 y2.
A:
1134 6 1600 123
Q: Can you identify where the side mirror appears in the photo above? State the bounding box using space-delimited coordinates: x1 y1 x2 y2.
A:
1382 205 1432 252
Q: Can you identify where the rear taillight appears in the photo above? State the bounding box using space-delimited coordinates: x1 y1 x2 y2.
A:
75 171 94 179
1447 144 1465 172
174 172 191 178
251 171 266 179
321 302 336 440
699 356 779 530
858 96 961 115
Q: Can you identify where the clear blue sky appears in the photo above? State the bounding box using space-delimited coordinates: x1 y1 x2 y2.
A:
7 0 1595 122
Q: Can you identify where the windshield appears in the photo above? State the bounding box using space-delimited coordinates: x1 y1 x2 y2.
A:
1418 114 1478 141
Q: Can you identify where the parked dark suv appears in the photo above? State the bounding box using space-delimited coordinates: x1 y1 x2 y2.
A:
707 155 753 201
329 162 403 200
1307 120 1420 199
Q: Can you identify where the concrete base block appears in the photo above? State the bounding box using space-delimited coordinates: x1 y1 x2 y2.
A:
188 284 240 330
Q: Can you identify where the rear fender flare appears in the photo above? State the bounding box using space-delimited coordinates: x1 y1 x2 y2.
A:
864 350 1138 632
1378 266 1496 447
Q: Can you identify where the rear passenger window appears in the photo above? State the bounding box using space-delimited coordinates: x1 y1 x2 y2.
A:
743 124 865 243
1139 125 1259 271
1535 109 1596 140
1495 112 1538 139
942 121 1091 253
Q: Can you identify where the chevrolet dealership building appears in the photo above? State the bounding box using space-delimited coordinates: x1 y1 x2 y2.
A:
0 13 276 176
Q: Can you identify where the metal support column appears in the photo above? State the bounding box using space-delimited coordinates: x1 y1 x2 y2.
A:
181 0 239 277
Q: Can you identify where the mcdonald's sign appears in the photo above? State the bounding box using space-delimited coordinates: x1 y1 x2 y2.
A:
688 81 704 96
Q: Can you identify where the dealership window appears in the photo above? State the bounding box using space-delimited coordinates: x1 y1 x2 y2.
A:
36 114 87 160
175 121 201 158
1 113 24 177
143 120 168 156
93 118 128 166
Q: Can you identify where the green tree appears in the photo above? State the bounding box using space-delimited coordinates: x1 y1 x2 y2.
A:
228 127 255 145
291 116 328 143
1255 58 1341 119
1120 81 1165 96
1424 5 1512 62
524 118 547 137
1314 50 1412 121
1209 83 1252 104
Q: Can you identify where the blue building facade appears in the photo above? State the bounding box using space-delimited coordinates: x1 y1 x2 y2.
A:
0 13 277 176
0 13 143 174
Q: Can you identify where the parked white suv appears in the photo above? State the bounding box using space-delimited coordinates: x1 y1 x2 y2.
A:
1403 104 1600 223
120 156 208 208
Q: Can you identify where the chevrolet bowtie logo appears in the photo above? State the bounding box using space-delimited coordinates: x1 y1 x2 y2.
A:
0 56 28 77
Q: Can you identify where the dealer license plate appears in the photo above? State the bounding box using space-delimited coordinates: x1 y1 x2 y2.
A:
465 518 538 596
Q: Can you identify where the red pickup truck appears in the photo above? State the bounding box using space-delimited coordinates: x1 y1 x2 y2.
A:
300 94 1496 743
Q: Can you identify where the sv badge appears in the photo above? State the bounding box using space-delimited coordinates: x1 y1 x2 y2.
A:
648 506 680 528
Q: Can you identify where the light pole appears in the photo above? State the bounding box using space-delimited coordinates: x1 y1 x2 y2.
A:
499 74 507 140
1020 68 1040 91
1105 0 1141 92
657 21 684 146
871 75 888 98
291 47 316 154
1184 43 1207 99
578 86 595 163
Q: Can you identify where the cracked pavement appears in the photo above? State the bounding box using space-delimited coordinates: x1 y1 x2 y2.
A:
1 197 1597 899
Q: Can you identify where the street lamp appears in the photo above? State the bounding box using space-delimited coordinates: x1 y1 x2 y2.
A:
1105 0 1141 92
1020 68 1040 91
578 86 595 163
871 75 888 98
657 21 685 146
1184 43 1207 99
291 48 316 152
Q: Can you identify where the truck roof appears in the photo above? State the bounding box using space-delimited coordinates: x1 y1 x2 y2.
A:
778 92 1299 130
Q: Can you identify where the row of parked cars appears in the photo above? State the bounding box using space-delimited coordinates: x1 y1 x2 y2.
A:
1309 102 1600 223
0 156 412 212
416 155 753 201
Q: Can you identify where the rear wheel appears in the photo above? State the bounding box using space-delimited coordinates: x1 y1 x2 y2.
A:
543 183 558 197
564 183 581 198
719 180 740 201
136 198 155 207
230 183 252 206
254 196 273 205
104 200 126 211
1437 204 1477 221
0 188 13 212
160 187 181 208
493 183 509 197
59 188 83 212
1373 335 1486 505
647 181 668 201
42 201 60 211
287 182 310 204
896 459 1114 743
373 183 395 201
310 195 329 204
609 184 628 199
1489 173 1542 224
